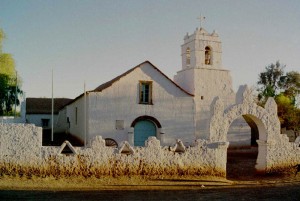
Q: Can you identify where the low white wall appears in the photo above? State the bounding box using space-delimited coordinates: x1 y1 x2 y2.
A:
0 123 42 166
0 116 24 124
0 123 226 178
265 134 300 173
1 123 299 178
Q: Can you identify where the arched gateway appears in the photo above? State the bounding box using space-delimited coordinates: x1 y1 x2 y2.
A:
209 86 281 173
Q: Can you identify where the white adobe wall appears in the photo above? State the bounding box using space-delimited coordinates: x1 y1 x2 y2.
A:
0 123 228 178
66 97 86 142
0 124 42 166
264 135 300 172
181 28 222 70
227 117 252 148
86 63 195 146
174 67 248 140
175 28 251 143
26 114 58 129
55 107 69 133
0 123 299 177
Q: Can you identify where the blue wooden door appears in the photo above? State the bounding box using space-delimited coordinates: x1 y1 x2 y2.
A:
134 120 156 146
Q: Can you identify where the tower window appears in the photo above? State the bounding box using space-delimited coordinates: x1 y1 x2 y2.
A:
186 47 191 66
205 46 212 65
139 81 153 104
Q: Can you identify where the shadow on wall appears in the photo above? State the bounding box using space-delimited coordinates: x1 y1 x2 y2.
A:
42 129 84 146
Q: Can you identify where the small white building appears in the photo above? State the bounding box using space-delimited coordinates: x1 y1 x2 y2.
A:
59 26 251 147
26 98 72 132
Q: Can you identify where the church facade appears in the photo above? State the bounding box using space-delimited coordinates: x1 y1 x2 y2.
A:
58 26 250 147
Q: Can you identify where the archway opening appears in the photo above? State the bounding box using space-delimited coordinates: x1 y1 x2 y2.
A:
226 114 266 180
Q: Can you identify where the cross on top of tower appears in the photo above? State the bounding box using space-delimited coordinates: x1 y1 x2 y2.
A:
197 15 206 28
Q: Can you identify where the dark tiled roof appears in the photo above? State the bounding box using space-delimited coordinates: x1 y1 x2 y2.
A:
26 98 73 114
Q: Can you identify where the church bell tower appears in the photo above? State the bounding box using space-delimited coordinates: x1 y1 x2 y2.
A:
181 27 222 71
174 25 235 139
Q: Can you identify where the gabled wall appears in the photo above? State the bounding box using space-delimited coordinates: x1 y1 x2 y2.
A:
84 62 195 146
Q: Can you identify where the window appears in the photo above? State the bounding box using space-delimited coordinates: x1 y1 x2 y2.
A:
41 119 50 128
75 107 78 125
139 81 153 104
186 47 191 66
205 46 212 65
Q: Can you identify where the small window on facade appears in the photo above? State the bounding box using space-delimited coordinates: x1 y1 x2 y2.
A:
201 96 204 100
41 119 50 128
205 46 212 65
139 81 153 104
75 107 78 125
116 120 124 130
186 47 191 66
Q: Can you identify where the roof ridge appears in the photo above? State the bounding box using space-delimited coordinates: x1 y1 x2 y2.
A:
66 60 194 107
92 60 193 96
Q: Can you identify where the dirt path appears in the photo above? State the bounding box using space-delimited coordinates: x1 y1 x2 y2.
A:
226 147 300 185
227 147 258 181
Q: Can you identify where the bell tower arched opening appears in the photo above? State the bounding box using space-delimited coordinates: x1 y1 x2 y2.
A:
205 46 212 65
186 47 191 67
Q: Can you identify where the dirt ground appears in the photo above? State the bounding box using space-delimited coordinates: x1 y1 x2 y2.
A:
227 147 300 185
227 147 259 181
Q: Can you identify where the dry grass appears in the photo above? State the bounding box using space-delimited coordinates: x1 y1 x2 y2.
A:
0 175 232 191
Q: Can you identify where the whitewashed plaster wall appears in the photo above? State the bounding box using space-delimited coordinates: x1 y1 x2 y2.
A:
174 67 248 140
55 107 69 133
227 117 252 148
66 97 86 142
26 114 58 130
175 28 251 142
181 28 222 70
0 116 23 124
0 124 42 166
209 86 300 173
0 120 299 177
84 62 195 146
0 124 228 178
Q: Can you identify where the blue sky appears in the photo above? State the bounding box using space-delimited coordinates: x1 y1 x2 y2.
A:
0 0 299 98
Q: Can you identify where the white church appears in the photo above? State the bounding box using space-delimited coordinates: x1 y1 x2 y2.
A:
56 26 251 148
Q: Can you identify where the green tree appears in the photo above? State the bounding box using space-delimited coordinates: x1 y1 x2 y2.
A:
280 71 300 105
257 61 285 103
257 61 300 140
0 28 22 116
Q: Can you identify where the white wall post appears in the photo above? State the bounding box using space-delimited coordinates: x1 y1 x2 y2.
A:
159 128 165 144
128 127 134 146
